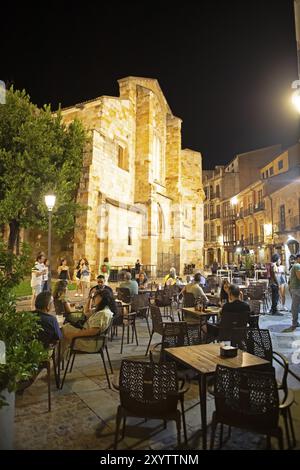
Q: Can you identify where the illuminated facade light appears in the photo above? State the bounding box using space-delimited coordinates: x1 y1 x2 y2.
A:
230 196 238 205
264 223 272 237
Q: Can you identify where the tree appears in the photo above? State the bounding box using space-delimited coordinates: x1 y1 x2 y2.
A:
0 87 87 250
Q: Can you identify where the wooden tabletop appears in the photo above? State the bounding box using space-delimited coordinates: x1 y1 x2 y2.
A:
182 306 221 317
165 343 269 375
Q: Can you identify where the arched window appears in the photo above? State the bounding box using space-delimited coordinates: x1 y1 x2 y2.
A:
152 134 161 182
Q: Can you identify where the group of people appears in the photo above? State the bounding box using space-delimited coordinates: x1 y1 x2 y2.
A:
33 273 117 355
270 252 300 332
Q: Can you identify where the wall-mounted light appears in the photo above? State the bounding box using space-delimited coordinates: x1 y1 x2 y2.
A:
230 196 238 206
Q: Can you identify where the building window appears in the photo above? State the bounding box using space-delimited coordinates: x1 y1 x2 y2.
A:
217 225 221 236
216 185 220 198
279 205 285 231
152 134 161 182
278 160 283 170
269 166 274 176
118 145 129 171
128 227 133 246
258 190 263 203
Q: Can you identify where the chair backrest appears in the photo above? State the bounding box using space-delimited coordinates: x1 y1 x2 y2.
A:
214 364 279 430
239 328 273 362
119 359 179 415
218 310 249 342
248 299 261 314
245 285 265 300
117 287 131 304
161 321 190 350
150 305 164 335
155 289 172 307
131 294 149 313
183 292 196 307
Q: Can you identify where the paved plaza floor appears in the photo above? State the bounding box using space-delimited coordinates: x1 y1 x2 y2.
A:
14 288 300 450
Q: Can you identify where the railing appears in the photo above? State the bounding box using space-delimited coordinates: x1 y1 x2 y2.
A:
210 213 217 220
223 211 236 220
236 209 244 219
253 235 264 244
244 206 254 217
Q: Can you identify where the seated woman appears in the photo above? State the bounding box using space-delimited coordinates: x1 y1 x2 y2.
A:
61 289 113 353
137 271 148 288
53 280 84 324
220 279 230 305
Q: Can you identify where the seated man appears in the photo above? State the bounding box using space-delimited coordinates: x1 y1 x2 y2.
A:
163 267 178 287
207 284 250 343
181 272 209 303
34 291 62 348
87 275 117 316
119 272 138 296
62 289 113 353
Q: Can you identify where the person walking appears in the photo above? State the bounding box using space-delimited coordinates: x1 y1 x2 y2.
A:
282 252 300 332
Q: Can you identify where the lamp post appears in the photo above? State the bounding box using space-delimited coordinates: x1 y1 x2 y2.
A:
292 1 300 111
45 194 56 291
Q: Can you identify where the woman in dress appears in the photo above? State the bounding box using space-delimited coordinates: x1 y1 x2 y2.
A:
57 258 71 283
75 258 84 296
276 258 288 311
80 258 90 298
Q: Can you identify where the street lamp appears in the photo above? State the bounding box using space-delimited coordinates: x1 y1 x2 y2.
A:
45 194 56 291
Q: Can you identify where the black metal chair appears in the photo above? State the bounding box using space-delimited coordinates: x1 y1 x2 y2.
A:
131 293 150 335
145 305 173 356
237 328 296 448
60 320 113 389
210 364 295 450
183 292 196 308
117 287 132 304
155 288 174 319
113 360 188 449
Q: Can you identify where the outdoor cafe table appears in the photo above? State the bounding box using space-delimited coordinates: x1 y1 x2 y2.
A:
182 306 220 324
165 343 269 450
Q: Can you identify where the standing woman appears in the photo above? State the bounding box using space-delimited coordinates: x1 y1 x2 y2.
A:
81 258 90 298
75 258 84 296
57 258 71 283
277 259 288 311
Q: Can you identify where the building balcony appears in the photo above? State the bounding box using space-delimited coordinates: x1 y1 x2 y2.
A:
253 235 264 244
244 206 254 217
223 211 236 220
254 201 265 212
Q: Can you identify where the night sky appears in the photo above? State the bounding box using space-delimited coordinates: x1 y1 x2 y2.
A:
1 0 299 168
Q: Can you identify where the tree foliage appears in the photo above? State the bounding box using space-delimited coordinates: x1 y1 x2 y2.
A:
0 241 48 405
0 87 87 249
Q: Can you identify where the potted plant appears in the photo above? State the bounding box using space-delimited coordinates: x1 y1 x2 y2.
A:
0 241 48 449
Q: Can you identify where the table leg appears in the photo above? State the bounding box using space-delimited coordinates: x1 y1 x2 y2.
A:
199 374 207 450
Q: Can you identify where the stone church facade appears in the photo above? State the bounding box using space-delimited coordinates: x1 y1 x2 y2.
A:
50 77 205 276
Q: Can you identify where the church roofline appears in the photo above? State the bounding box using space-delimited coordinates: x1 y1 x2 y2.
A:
118 76 174 116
